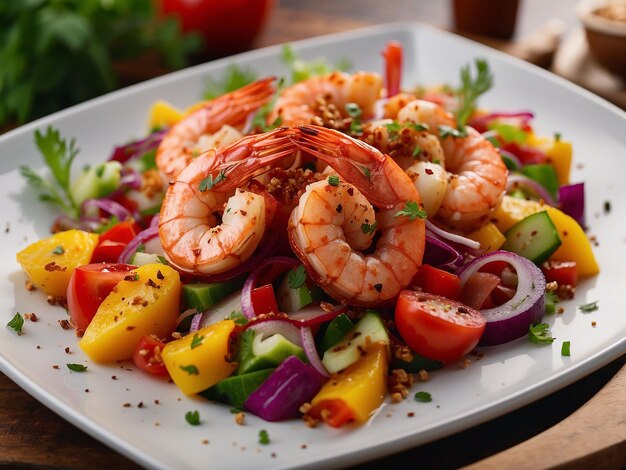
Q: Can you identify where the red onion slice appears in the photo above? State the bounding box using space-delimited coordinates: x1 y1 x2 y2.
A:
558 182 585 228
117 225 159 264
498 148 523 171
176 308 199 330
507 173 557 206
457 250 546 346
81 198 133 222
469 111 534 132
108 129 167 163
288 304 347 324
424 234 464 271
426 219 481 250
248 319 302 346
300 326 329 378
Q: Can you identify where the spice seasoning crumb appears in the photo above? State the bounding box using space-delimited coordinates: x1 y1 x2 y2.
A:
271 453 277 458
24 313 38 322
111 375 118 380
461 359 471 369
52 364 59 369
592 321 597 327
138 402 144 408
202 439 209 445
300 444 308 449
85 389 89 393
58 319 72 330
25 281 36 291
407 412 415 418
154 399 160 405
123 403 131 408
418 369 430 382
64 347 70 354
558 307 565 314
36 345 41 349
235 412 245 425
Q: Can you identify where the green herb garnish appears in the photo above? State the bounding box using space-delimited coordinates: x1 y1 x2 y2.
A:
281 44 351 84
455 58 494 133
328 175 340 187
414 391 432 402
412 146 423 157
578 300 599 313
185 410 201 425
7 313 24 335
226 311 248 325
361 222 377 235
66 363 87 372
438 124 467 139
346 102 363 135
51 245 64 255
180 364 199 375
394 201 427 221
258 429 270 445
528 322 555 344
198 169 226 192
561 341 571 357
288 265 307 289
203 65 258 100
359 165 371 179
190 333 204 350
544 291 559 315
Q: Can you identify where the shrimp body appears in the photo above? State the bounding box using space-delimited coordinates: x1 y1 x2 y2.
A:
289 126 425 306
269 72 383 126
159 128 297 275
156 78 275 179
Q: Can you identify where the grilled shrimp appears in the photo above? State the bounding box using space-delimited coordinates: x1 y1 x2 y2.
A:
156 78 275 179
289 125 425 307
396 99 508 229
268 71 383 126
159 128 297 275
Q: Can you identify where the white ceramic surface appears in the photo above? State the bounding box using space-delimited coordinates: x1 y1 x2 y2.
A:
1 22 625 470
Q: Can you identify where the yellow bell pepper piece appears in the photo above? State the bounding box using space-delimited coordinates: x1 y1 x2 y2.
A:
148 100 183 130
467 223 505 253
162 320 238 395
16 230 99 297
310 343 388 426
493 196 599 277
526 133 572 186
80 264 181 362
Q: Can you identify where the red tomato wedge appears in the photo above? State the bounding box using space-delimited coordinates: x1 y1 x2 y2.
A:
133 335 169 377
395 291 486 363
459 272 501 310
251 284 279 316
66 263 137 335
413 264 461 300
541 260 578 287
91 221 139 263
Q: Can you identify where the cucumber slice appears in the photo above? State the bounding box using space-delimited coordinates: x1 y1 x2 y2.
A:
130 252 168 266
200 368 274 409
275 272 326 312
183 276 245 312
502 210 562 264
522 164 559 199
317 313 353 352
71 161 122 205
322 311 389 374
237 331 306 375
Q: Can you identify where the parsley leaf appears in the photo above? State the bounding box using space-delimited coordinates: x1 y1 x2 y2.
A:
455 59 494 133
327 175 340 186
394 201 427 221
258 429 270 445
346 103 363 135
51 245 65 255
578 300 599 313
198 169 226 192
66 363 88 372
384 121 402 139
7 313 24 335
203 65 258 100
544 291 559 315
438 125 467 139
226 311 248 325
180 364 199 375
528 322 555 344
414 391 432 402
288 265 307 289
561 341 571 357
361 222 377 235
190 333 204 350
185 410 201 425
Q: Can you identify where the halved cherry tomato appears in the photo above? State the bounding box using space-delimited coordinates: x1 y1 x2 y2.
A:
310 399 355 428
501 142 547 165
541 260 578 287
459 272 501 310
91 221 140 263
251 284 279 315
133 335 169 377
413 264 461 300
395 291 486 363
91 240 127 263
478 260 509 277
66 263 137 335
382 41 402 97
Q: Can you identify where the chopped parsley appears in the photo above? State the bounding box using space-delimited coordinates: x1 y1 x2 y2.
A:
190 333 204 350
438 124 467 139
544 291 559 315
394 201 427 221
554 132 562 142
408 122 429 132
180 364 199 375
384 121 402 139
414 391 432 402
198 169 227 192
288 265 307 289
455 58 494 133
7 313 24 335
328 175 340 186
412 146 423 157
345 102 363 135
185 410 201 425
203 64 258 100
226 311 248 325
528 322 555 344
258 429 270 445
361 222 377 235
578 300 599 313
51 245 64 255
66 363 88 372
561 341 571 357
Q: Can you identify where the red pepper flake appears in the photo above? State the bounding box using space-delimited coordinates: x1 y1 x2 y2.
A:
85 389 90 393
425 168 433 175
44 262 66 272
137 402 144 408
52 364 59 369
124 273 139 281
126 326 136 331
407 412 415 417
145 278 157 288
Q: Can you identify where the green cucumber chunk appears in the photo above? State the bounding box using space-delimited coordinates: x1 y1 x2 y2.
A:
130 252 168 266
275 272 326 312
322 311 389 374
502 210 562 264
183 276 245 312
200 368 274 409
522 164 559 199
236 330 306 375
71 161 122 205
317 313 353 353
391 352 442 373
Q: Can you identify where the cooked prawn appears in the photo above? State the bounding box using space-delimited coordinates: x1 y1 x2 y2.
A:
396 99 508 229
156 77 275 179
289 125 425 307
159 128 297 275
269 71 383 126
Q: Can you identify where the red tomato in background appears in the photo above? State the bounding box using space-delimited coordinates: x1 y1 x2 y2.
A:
395 291 486 363
91 221 140 263
158 0 275 56
133 335 169 377
67 263 137 334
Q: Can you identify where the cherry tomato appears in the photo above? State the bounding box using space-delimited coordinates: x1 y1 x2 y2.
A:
310 399 355 428
66 263 137 334
413 264 461 300
459 271 501 310
382 41 402 98
133 335 169 377
251 284 279 315
91 221 139 263
541 260 578 287
501 142 547 165
395 290 486 363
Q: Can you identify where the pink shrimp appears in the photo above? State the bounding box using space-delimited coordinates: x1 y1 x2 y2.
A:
156 77 275 179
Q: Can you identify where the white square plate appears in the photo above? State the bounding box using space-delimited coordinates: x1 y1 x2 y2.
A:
1 22 625 470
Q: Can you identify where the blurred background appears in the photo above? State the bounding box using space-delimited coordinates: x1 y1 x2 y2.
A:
1 0 625 135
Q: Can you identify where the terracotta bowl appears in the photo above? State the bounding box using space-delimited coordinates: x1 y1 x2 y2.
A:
577 0 626 81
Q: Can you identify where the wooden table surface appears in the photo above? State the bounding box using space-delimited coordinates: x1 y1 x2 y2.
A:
2 1 625 469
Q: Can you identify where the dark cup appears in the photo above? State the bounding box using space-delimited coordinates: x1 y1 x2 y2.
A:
453 0 520 39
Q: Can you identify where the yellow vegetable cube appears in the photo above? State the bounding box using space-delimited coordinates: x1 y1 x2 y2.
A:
148 100 183 130
16 230 99 297
526 133 572 186
162 320 238 395
467 223 505 252
80 264 181 363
